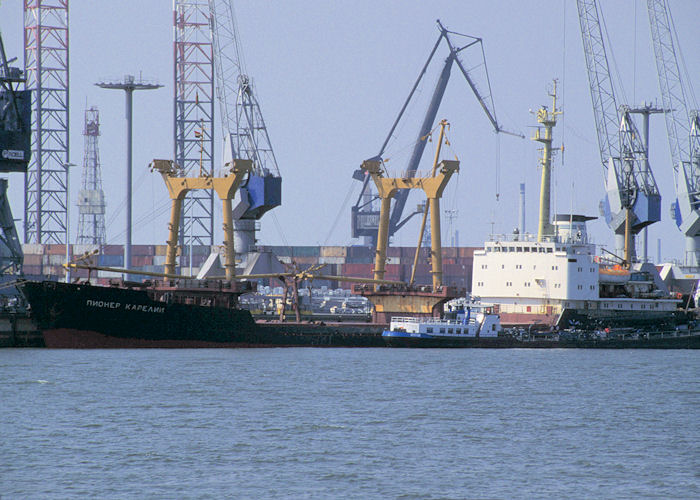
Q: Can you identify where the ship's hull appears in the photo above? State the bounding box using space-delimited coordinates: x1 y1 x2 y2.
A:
382 330 700 348
558 307 685 330
556 334 700 349
41 328 264 348
19 281 385 348
499 311 557 328
17 280 700 349
499 307 685 330
382 331 517 348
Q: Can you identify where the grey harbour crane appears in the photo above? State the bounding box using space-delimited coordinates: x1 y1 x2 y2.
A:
577 0 661 267
647 0 700 267
209 0 281 257
351 20 521 248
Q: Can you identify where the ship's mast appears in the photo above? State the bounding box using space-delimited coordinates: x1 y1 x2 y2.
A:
533 80 561 242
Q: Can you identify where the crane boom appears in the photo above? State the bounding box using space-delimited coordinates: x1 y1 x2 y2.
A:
352 20 519 245
387 48 455 236
647 0 692 173
576 0 620 173
209 0 243 157
209 0 280 178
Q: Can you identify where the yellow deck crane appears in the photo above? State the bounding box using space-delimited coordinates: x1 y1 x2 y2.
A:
150 158 252 280
353 120 461 323
363 124 458 290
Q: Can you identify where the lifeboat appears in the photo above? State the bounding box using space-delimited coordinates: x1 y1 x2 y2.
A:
599 264 631 284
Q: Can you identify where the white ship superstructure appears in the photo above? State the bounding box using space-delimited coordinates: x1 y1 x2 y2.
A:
474 216 593 324
472 216 679 328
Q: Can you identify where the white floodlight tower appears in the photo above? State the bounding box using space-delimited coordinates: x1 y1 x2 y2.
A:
96 75 162 278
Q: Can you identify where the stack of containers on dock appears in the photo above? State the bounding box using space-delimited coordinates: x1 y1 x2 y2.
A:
98 244 123 271
21 244 45 279
153 245 168 269
18 243 479 291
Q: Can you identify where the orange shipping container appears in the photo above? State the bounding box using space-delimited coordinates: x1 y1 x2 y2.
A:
442 247 458 258
320 246 347 258
132 256 154 267
458 247 477 258
342 263 374 278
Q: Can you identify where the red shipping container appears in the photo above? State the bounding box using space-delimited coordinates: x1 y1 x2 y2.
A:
23 265 43 275
132 245 155 256
132 256 154 267
342 263 374 279
103 245 124 255
442 247 457 258
23 254 42 266
46 244 66 255
386 246 401 257
458 247 478 258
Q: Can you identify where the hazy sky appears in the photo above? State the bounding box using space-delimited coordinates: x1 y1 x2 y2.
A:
1 1 698 262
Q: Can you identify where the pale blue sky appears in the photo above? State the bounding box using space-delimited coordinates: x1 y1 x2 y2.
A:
1 1 698 263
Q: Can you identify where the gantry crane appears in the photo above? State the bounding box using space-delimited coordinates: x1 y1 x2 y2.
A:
647 0 700 267
209 0 281 256
351 20 521 247
577 0 661 267
0 30 30 276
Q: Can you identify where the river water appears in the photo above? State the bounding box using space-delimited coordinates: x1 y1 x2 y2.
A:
1 348 698 499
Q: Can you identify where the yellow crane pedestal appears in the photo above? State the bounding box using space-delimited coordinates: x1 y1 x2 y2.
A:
357 156 461 323
354 284 463 324
150 159 252 280
361 158 459 290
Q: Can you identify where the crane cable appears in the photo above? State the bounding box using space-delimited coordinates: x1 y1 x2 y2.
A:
669 4 697 109
322 180 357 246
381 119 449 176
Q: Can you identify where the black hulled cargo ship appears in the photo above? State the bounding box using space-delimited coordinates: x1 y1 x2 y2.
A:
19 280 385 348
16 280 700 349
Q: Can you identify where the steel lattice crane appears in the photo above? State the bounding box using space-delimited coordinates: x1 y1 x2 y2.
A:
647 0 700 266
209 0 281 255
351 20 520 248
577 0 661 267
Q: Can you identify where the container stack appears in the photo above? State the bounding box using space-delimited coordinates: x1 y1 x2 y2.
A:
19 243 478 290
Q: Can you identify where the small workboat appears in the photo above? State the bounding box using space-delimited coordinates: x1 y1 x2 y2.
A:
382 305 508 347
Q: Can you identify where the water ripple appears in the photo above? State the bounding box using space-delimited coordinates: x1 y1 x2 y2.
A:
0 349 698 499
